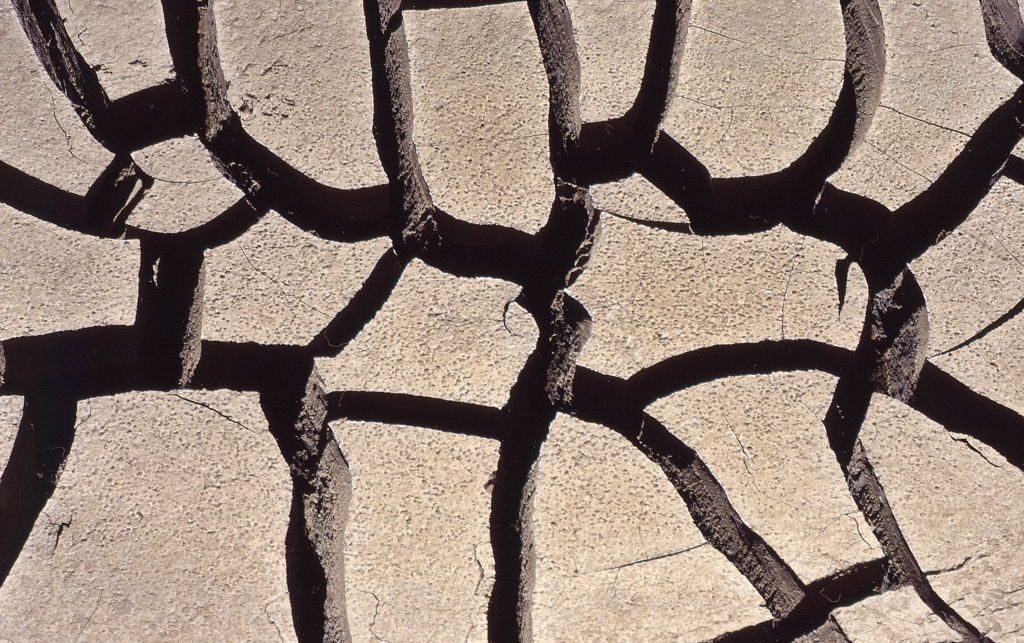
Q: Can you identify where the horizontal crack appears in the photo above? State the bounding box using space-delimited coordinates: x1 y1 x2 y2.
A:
584 542 709 574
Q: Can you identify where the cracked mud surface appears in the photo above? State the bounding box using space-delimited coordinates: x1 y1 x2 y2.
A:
1 0 1023 641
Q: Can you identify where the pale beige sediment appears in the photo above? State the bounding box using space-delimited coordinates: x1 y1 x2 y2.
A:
0 0 1022 641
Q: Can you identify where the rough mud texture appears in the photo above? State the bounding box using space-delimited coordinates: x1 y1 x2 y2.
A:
1 0 1024 641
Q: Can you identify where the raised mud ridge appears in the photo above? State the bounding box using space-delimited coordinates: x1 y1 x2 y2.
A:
2 0 1024 641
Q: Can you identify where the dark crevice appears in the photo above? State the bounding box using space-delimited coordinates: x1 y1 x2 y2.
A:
81 154 153 237
979 0 1024 80
307 249 407 357
261 366 352 643
403 0 521 9
486 4 600 638
818 266 988 641
12 0 195 152
931 293 1024 358
620 338 1024 474
326 390 505 440
2 0 1023 639
136 240 206 388
710 558 891 642
569 368 808 619
0 159 87 230
626 0 693 158
0 389 77 588
126 197 268 251
0 154 151 238
486 294 592 643
598 207 694 234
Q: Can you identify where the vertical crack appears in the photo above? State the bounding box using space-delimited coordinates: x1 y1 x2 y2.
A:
0 388 77 588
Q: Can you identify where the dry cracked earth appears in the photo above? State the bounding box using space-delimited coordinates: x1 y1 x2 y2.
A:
1 0 1023 641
